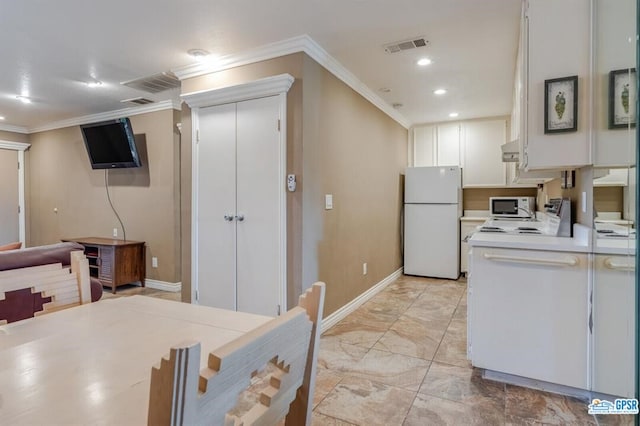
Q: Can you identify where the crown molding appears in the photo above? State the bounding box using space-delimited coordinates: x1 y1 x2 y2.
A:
27 99 182 134
0 140 30 151
182 74 294 108
173 34 411 129
0 124 29 134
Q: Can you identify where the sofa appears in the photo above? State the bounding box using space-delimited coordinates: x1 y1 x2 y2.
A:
0 242 103 323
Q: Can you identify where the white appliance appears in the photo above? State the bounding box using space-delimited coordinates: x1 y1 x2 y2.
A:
489 196 536 218
404 166 462 279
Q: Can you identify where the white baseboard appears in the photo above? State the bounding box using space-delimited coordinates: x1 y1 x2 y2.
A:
320 267 403 334
145 279 182 293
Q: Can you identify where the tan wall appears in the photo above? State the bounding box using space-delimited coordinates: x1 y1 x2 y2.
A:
181 53 408 316
0 130 29 143
301 55 407 316
594 186 625 214
463 187 537 211
27 109 181 282
180 104 193 302
540 167 593 226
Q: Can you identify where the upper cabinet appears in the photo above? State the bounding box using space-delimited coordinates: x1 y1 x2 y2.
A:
437 123 462 167
522 0 592 170
412 123 461 168
413 118 517 188
593 0 637 167
461 119 507 187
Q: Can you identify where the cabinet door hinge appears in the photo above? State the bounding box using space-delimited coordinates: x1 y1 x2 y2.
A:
17 161 20 170
196 129 200 143
277 304 281 315
195 289 199 302
277 119 281 131
17 205 20 214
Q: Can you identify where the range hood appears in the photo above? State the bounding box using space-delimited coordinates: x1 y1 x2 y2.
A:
501 140 519 162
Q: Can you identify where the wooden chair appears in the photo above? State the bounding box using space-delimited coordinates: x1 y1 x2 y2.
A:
0 251 92 324
148 282 326 426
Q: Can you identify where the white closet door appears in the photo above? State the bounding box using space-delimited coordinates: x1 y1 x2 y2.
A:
235 95 281 316
197 103 237 310
0 149 19 244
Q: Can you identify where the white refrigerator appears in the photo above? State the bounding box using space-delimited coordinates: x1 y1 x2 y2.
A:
404 166 462 279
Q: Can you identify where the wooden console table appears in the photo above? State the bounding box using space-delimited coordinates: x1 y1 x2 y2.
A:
62 237 145 294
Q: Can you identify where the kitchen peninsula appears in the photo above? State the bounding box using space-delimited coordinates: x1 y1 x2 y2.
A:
467 221 636 399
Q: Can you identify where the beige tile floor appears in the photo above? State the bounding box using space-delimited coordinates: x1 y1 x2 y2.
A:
109 277 635 425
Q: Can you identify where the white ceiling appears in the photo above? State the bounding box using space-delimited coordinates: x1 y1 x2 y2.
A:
0 0 521 132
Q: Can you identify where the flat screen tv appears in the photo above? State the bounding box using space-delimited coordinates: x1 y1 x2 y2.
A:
80 118 141 169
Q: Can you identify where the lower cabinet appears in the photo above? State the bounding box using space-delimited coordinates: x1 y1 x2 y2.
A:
460 220 484 274
469 246 589 389
592 254 636 398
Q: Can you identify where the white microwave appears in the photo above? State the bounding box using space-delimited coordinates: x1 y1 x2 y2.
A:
489 196 536 218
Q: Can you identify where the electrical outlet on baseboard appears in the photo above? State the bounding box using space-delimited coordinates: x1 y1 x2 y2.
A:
363 262 367 275
152 257 158 268
113 228 118 238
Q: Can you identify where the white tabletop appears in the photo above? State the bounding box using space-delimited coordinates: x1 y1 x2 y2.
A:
0 296 272 424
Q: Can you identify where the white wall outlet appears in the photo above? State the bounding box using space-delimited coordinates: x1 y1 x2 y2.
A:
325 194 333 210
113 228 118 237
363 262 367 275
152 257 158 268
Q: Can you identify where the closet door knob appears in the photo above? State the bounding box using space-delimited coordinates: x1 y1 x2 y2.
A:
223 214 234 222
235 214 245 222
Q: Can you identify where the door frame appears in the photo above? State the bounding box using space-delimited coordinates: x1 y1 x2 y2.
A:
0 140 30 245
182 73 294 313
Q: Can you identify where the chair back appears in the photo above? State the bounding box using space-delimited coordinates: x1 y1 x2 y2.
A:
0 250 91 324
148 282 326 426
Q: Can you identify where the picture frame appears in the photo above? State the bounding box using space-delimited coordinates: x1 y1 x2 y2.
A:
544 75 578 134
608 68 636 129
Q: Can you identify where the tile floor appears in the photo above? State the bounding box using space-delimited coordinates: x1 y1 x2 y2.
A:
109 277 635 425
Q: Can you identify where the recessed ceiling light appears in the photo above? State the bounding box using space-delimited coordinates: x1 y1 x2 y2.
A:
86 80 103 88
16 95 31 104
417 58 432 66
188 48 210 61
0 116 5 120
449 112 459 118
434 89 447 95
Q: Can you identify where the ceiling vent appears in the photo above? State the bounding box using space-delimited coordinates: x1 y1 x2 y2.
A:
121 71 180 93
384 37 429 53
120 97 155 106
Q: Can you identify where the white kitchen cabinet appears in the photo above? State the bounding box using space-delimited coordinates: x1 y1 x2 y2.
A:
412 123 461 167
437 123 461 166
413 125 436 167
521 0 591 170
592 254 636 397
462 119 507 187
460 219 484 274
469 246 589 389
593 0 636 167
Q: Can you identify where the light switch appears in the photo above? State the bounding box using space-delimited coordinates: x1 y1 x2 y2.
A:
325 194 333 210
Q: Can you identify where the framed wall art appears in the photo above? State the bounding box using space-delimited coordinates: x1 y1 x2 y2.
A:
544 75 578 134
608 68 636 129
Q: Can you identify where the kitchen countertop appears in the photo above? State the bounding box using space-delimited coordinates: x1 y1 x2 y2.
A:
461 210 490 222
593 237 636 255
469 223 591 253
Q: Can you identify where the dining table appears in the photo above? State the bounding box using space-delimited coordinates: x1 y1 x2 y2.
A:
0 295 272 424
